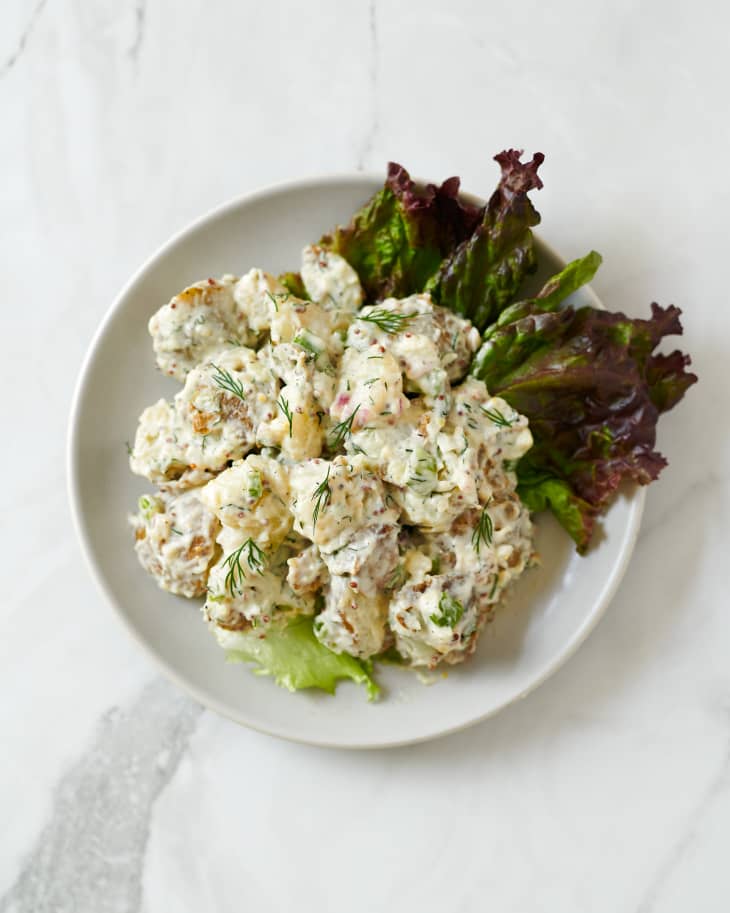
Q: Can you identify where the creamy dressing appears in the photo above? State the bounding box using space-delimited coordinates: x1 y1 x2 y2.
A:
149 276 257 382
131 246 536 669
130 488 219 598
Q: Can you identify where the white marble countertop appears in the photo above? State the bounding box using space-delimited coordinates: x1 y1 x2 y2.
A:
2 0 728 910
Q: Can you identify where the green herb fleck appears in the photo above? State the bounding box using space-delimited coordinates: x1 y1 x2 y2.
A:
293 333 320 359
125 441 134 456
137 495 161 520
430 592 465 628
247 469 263 501
385 563 407 591
170 527 183 536
430 556 441 575
489 575 499 599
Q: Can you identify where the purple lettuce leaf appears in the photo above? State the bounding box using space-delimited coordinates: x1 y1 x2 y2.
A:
426 150 545 330
318 163 481 301
472 291 697 551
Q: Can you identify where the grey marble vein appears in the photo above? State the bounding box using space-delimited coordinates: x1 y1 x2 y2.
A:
0 680 202 913
0 0 48 79
356 0 379 171
128 0 146 64
634 722 730 913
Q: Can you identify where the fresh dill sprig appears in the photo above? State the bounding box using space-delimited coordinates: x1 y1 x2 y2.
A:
327 405 360 450
480 406 515 428
357 308 414 334
210 363 246 400
471 502 494 553
223 538 266 596
125 440 134 456
311 467 331 530
277 395 293 437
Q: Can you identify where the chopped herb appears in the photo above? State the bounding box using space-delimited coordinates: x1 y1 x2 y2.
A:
225 337 242 346
489 575 499 599
481 406 515 428
247 469 263 501
349 442 368 456
472 502 494 553
311 467 332 530
503 458 520 473
379 410 392 416
224 538 266 596
328 405 360 450
170 527 183 536
430 556 441 575
415 449 438 474
125 440 134 456
137 495 161 520
357 308 415 334
265 290 280 312
385 564 407 590
430 592 465 628
293 333 320 359
210 363 245 400
277 395 293 437
364 377 379 386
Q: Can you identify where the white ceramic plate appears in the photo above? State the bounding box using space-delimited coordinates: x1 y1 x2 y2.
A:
68 174 644 748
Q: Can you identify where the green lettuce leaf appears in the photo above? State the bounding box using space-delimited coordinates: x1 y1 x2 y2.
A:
426 149 545 330
318 164 482 301
514 456 598 551
225 616 380 700
472 275 697 551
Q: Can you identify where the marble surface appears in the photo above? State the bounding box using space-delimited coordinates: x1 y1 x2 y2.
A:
1 0 728 910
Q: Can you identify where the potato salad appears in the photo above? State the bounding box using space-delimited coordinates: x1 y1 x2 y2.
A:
129 244 535 689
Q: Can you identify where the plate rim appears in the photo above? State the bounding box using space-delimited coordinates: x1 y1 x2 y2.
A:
66 172 646 748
